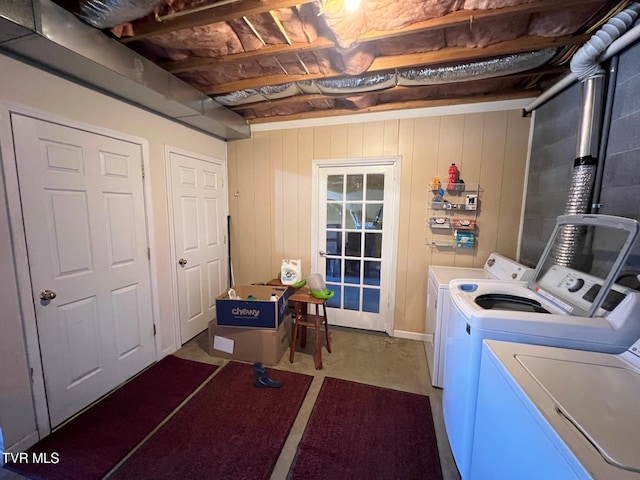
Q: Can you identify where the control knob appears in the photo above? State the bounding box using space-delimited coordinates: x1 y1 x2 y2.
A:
565 277 585 293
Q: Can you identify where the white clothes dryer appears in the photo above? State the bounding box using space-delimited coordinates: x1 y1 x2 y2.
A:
442 214 640 479
425 253 532 388
471 338 640 480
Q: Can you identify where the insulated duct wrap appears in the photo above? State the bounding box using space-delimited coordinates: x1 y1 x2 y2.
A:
214 49 556 106
308 73 396 93
69 0 163 29
399 49 557 86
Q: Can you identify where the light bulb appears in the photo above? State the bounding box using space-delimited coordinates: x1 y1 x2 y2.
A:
345 0 361 12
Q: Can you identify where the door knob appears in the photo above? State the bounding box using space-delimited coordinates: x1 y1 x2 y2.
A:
319 250 327 256
40 290 57 301
178 258 188 266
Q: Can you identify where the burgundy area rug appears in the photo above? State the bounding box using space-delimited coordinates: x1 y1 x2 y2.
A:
108 361 313 480
289 377 443 480
4 355 217 480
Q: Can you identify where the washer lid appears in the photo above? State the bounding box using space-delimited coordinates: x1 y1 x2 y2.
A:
474 293 549 313
517 354 640 473
527 214 639 317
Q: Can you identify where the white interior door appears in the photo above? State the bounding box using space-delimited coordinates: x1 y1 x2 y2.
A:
12 114 156 428
314 161 399 332
169 150 228 344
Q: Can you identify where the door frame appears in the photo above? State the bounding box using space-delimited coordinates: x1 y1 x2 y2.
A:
311 156 401 335
164 145 229 346
0 100 161 439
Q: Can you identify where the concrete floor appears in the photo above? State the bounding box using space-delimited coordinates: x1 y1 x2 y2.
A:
1 326 460 480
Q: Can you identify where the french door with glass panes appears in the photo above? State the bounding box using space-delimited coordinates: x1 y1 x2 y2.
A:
313 161 399 332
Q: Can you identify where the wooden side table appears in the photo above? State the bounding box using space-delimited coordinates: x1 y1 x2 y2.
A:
289 288 331 369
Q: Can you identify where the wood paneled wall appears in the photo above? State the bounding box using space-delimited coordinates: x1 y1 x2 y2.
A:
227 110 530 334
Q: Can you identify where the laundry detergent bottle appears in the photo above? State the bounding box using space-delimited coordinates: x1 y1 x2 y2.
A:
281 259 302 285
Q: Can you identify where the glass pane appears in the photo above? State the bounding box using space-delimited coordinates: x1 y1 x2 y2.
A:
364 233 382 258
326 203 343 229
345 203 363 229
363 288 380 313
326 231 342 255
327 175 343 201
366 174 384 200
365 204 383 230
345 232 361 256
326 258 341 283
364 261 381 286
326 284 341 308
344 260 360 284
344 286 360 311
346 175 363 201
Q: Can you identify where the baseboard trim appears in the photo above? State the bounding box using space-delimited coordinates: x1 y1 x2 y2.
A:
392 330 430 342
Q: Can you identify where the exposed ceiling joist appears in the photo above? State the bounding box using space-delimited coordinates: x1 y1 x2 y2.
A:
121 0 317 43
247 89 539 124
160 0 601 75
53 0 625 125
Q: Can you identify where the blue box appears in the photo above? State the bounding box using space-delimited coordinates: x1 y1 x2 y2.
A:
216 285 291 329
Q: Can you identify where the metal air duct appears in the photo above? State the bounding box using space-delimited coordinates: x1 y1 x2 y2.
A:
0 0 250 140
553 2 640 267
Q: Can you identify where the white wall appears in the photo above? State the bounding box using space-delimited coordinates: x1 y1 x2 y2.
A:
0 53 228 450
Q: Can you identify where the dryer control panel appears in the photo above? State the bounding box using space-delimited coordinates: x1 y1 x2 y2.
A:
535 265 627 315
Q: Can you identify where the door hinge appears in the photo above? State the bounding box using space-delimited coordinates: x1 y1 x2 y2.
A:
147 247 151 260
153 324 157 336
141 163 145 179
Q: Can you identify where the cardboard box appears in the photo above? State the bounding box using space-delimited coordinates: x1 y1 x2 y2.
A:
216 285 291 329
207 319 290 366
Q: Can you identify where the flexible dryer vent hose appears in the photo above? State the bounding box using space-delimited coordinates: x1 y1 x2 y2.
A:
570 2 640 80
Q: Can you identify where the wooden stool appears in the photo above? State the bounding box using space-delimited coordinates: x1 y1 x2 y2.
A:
289 288 331 369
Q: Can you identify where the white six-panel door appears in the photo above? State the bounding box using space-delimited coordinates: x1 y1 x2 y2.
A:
12 114 156 428
169 150 228 344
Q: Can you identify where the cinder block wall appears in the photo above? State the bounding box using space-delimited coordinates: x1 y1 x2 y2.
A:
520 83 580 267
522 40 640 269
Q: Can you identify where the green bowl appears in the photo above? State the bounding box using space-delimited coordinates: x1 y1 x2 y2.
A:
291 279 307 288
309 289 334 299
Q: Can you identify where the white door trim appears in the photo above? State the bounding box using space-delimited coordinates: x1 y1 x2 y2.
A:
0 100 161 440
311 156 402 335
164 145 229 346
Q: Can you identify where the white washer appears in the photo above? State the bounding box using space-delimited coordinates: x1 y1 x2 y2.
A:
425 253 532 388
472 338 640 480
442 214 640 479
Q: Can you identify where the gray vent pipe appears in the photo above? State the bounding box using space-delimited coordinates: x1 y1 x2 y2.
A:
553 2 640 267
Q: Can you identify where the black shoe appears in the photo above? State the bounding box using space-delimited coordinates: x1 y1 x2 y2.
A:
252 362 282 387
254 375 283 388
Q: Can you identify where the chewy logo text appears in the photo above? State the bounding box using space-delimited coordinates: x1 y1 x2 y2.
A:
232 308 260 318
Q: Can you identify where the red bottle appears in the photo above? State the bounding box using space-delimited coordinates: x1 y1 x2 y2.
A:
448 163 459 191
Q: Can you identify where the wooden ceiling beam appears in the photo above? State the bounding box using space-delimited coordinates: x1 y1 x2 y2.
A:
202 34 586 95
246 89 540 124
160 0 601 74
162 37 335 74
357 0 604 42
121 0 317 43
368 34 589 71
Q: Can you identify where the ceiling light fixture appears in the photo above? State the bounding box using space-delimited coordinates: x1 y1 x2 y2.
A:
344 0 362 12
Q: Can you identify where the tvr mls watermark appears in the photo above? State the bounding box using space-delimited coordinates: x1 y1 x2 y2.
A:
2 452 60 464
